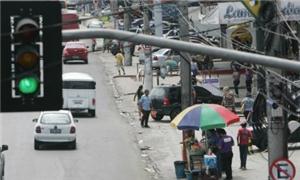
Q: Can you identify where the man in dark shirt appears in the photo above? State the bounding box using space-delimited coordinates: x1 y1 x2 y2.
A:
218 129 234 180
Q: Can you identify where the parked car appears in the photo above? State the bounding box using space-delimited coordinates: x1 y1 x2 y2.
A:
33 110 78 150
63 41 88 64
0 145 8 180
148 48 181 69
150 84 223 120
87 20 104 28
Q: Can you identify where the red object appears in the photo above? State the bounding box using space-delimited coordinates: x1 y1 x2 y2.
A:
237 128 252 145
269 158 296 180
70 126 76 134
92 98 96 106
35 126 41 133
63 41 88 63
62 11 79 30
163 97 170 106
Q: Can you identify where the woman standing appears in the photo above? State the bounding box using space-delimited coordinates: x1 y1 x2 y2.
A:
133 85 143 119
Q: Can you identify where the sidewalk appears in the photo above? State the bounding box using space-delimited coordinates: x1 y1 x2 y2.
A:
98 52 270 180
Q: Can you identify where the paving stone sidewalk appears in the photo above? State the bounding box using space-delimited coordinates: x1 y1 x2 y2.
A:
97 51 298 180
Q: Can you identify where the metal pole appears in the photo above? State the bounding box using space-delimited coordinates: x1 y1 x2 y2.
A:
143 0 153 91
123 1 132 66
63 29 300 72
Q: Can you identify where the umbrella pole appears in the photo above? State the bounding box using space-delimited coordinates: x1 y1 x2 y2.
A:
181 130 195 162
206 130 209 154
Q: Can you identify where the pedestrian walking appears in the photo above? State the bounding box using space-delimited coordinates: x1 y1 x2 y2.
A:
114 49 126 75
245 68 253 93
232 67 240 97
133 85 144 119
241 93 254 120
138 89 152 128
103 38 112 53
218 129 234 180
222 86 236 113
191 59 199 85
237 120 252 170
138 45 145 64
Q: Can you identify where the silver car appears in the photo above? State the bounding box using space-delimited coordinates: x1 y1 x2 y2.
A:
33 110 78 150
0 145 8 180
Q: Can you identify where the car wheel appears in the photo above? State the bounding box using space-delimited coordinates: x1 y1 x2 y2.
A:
34 140 40 150
70 140 76 150
89 109 95 117
170 108 181 120
151 112 164 121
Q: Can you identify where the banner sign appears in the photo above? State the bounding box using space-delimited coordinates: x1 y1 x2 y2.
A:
219 2 254 24
215 1 300 24
280 0 300 21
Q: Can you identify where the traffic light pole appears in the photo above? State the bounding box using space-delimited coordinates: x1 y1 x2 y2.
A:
63 29 300 72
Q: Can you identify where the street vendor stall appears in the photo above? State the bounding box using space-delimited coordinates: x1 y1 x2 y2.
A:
170 104 240 179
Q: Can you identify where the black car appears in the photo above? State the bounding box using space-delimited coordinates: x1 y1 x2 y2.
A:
149 84 223 121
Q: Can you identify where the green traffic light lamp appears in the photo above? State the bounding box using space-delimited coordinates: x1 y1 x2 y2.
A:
18 76 38 94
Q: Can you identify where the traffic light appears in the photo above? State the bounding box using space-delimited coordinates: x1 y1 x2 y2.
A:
1 1 63 112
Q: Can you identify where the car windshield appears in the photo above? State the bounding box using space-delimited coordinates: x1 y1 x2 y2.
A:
66 43 85 48
150 88 166 98
154 49 169 55
40 113 71 124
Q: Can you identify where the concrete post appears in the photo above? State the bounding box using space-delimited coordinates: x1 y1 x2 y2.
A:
143 0 153 91
178 0 191 162
123 0 132 66
154 0 163 37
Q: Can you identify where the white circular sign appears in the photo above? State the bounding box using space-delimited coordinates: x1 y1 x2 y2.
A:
270 158 296 180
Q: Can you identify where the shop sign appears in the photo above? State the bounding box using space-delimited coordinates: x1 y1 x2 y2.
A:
280 0 300 21
219 2 254 24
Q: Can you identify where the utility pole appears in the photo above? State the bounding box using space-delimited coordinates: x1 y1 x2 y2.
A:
177 0 192 162
262 3 288 179
154 0 163 37
153 0 162 85
110 0 118 29
143 0 153 91
123 0 132 66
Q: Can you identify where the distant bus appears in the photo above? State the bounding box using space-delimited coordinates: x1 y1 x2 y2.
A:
62 10 80 30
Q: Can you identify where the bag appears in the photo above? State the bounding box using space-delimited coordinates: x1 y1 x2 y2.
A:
241 103 245 113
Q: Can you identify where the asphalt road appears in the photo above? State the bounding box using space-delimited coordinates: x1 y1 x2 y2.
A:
1 49 151 180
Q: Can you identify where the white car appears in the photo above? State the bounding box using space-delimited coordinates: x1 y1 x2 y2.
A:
150 48 180 69
33 110 78 150
0 145 8 180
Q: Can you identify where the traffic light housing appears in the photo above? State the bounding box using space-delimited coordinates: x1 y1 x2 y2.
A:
1 1 63 112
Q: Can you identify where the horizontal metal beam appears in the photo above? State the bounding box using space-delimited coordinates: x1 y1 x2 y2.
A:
63 29 300 72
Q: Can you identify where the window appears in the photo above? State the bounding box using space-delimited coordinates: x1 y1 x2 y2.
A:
150 88 166 98
168 87 180 103
194 86 211 97
41 113 71 124
63 81 96 89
